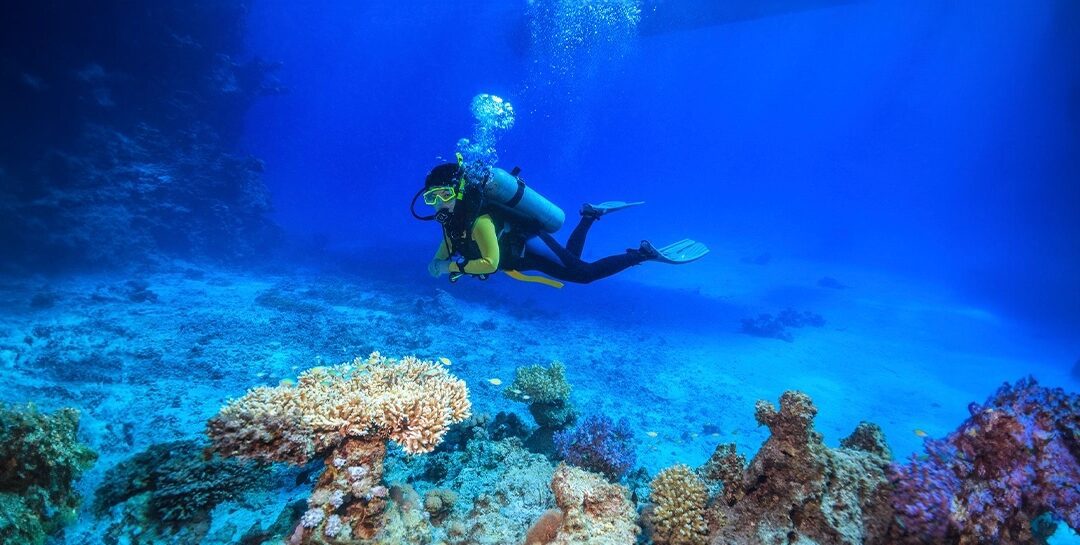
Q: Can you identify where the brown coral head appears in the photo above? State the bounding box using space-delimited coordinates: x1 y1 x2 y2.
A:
754 390 818 439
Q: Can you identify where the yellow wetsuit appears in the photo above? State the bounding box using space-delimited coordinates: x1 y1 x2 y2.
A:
433 214 500 275
433 213 566 288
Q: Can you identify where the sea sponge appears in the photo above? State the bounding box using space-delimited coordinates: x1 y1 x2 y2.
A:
649 464 708 545
207 352 471 544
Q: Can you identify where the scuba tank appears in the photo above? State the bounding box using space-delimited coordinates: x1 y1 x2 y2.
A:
480 167 564 234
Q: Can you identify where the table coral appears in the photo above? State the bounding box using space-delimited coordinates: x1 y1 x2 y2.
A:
887 376 1079 544
206 352 471 544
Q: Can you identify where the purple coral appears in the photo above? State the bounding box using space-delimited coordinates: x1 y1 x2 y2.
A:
888 377 1080 543
553 414 635 480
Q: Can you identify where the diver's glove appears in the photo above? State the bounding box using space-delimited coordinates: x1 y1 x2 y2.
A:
428 259 451 278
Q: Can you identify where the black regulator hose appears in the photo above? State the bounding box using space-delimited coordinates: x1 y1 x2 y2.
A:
410 188 435 221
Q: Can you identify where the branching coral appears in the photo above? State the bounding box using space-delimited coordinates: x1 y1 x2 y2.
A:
649 464 708 545
206 352 471 544
887 377 1079 544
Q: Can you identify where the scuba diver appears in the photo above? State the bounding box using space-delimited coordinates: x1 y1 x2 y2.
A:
410 155 708 287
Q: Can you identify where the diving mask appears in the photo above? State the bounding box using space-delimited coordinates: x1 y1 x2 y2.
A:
423 186 457 206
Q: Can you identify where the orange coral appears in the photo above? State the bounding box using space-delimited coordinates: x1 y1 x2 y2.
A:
206 352 471 544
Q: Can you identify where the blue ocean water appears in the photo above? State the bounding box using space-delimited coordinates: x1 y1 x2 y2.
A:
1 1 1078 544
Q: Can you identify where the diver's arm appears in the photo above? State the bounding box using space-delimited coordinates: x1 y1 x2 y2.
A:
430 239 451 277
449 215 500 274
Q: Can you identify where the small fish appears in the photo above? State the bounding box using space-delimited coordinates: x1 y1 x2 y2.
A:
509 388 522 395
439 357 452 366
914 429 928 438
522 395 530 400
488 378 502 386
279 378 295 387
256 372 267 378
646 431 658 438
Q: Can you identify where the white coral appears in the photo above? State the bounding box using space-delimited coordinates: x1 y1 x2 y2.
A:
324 514 343 537
301 507 325 528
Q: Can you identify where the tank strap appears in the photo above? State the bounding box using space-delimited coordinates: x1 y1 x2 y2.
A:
505 177 527 208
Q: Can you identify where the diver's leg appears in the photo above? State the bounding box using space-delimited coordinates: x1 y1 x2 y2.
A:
537 232 581 267
565 216 596 258
520 238 649 284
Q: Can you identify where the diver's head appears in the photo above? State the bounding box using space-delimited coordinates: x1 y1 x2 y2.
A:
411 161 467 222
423 162 466 221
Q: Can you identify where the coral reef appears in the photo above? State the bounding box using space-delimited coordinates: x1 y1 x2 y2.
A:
206 353 471 544
553 414 636 480
92 440 266 543
0 403 97 545
648 464 708 545
887 377 1080 544
505 361 576 429
704 391 892 545
532 463 640 545
740 308 825 342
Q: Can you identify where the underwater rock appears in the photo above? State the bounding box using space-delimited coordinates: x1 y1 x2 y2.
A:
704 391 892 545
886 377 1079 544
0 403 97 545
740 308 826 342
206 353 471 544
